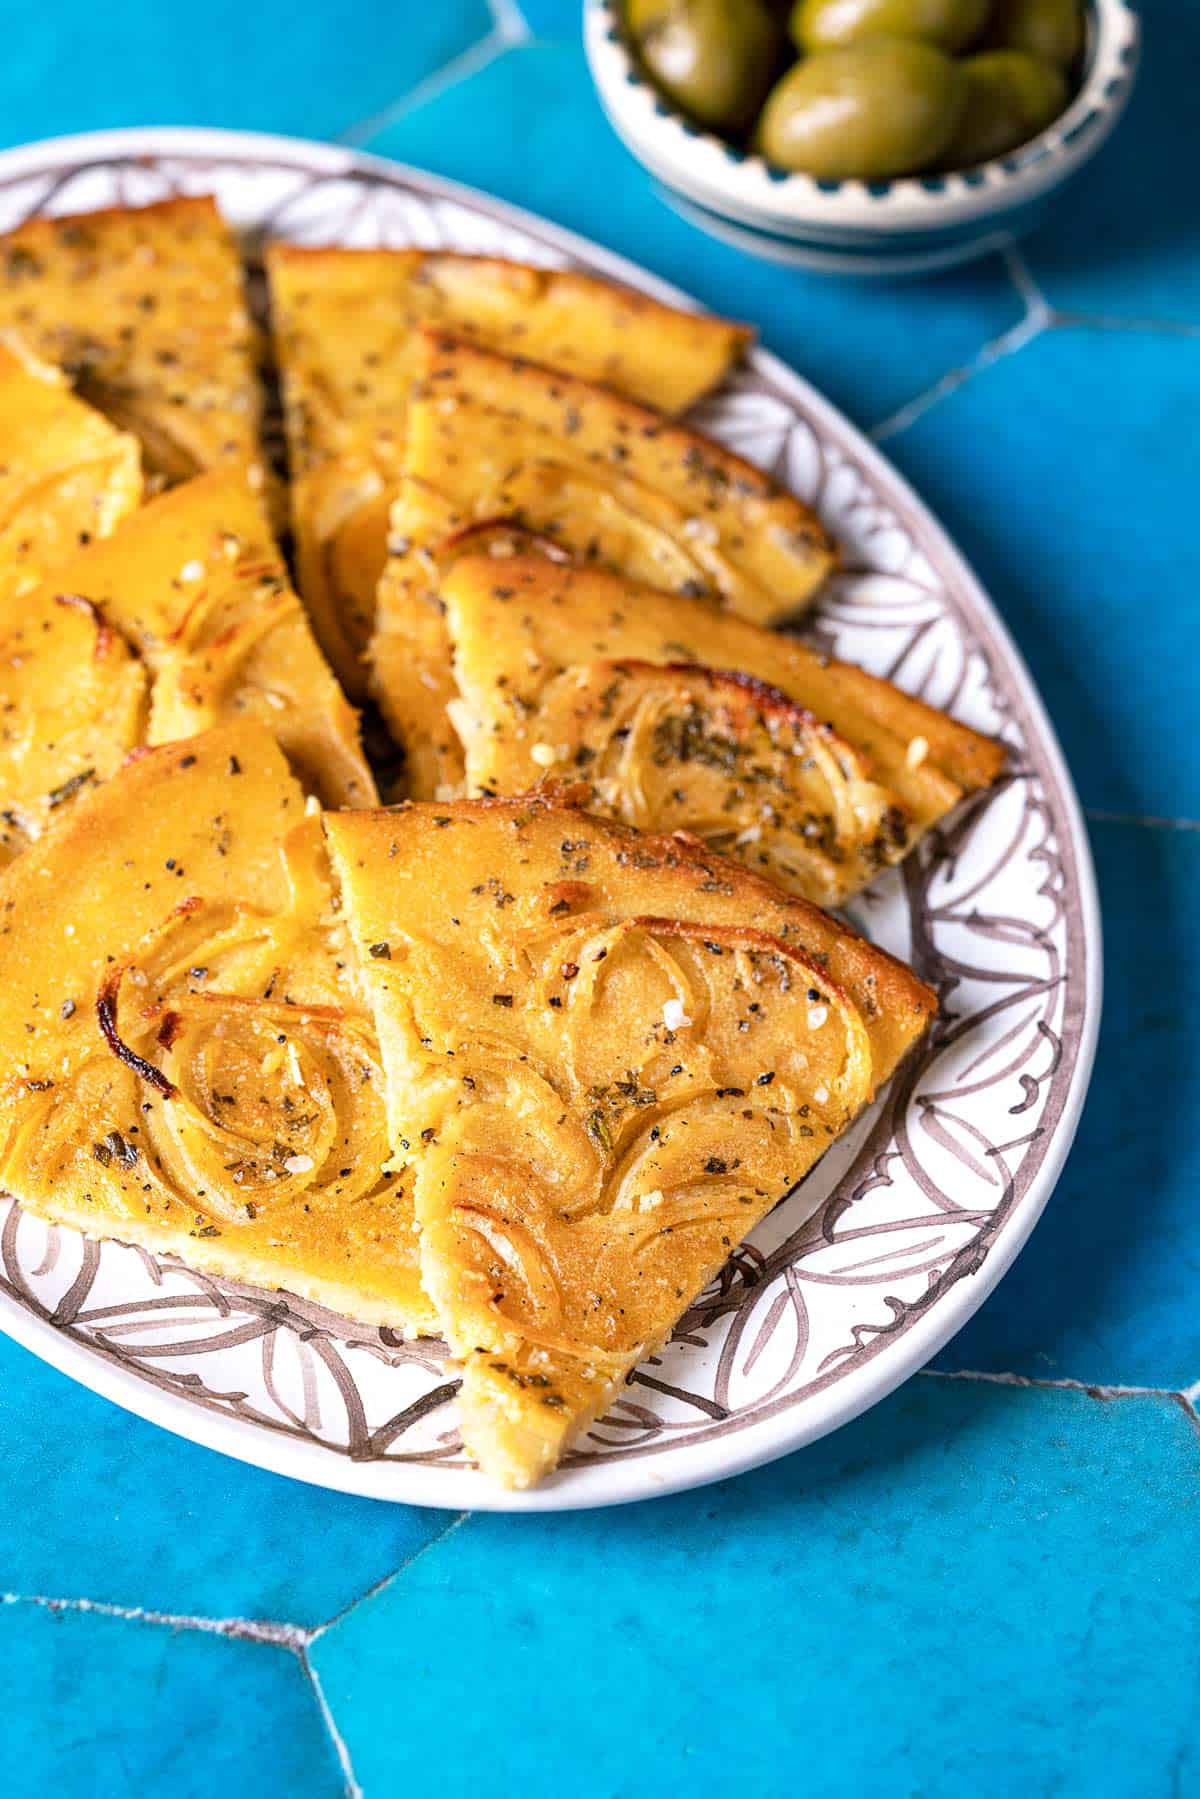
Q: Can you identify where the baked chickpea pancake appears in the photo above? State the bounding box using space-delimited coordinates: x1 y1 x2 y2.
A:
267 244 751 696
24 469 375 809
0 722 434 1334
0 340 142 600
369 329 838 795
445 548 1005 905
0 196 274 517
326 799 935 1489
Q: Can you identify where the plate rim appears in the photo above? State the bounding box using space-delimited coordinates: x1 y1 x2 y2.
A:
0 124 1102 1512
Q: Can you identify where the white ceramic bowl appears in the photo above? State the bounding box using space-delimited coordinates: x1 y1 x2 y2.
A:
585 0 1141 275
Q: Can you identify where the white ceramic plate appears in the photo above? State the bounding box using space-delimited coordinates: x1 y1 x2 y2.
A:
0 128 1100 1512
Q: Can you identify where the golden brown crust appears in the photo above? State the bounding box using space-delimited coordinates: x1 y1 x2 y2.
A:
267 243 750 417
369 329 838 794
326 798 933 1486
410 328 798 524
0 196 275 520
443 549 1004 903
267 246 751 698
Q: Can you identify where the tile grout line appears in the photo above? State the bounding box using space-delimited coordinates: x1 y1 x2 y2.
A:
870 306 1047 445
870 239 1050 444
1001 242 1051 320
999 245 1200 339
301 1646 363 1799
300 1514 472 1798
335 25 515 151
2 1514 475 1797
1056 309 1200 340
1085 807 1200 833
0 1590 308 1648
870 251 1200 446
310 1510 471 1644
922 1368 1179 1401
487 0 531 38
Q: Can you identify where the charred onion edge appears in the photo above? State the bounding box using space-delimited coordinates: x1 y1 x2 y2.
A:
626 914 853 1012
96 967 178 1099
436 517 574 566
581 657 886 787
55 592 115 660
602 659 823 725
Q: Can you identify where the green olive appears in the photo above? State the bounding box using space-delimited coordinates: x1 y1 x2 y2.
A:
790 0 990 55
630 0 782 133
986 0 1084 68
626 0 677 33
756 39 967 179
941 50 1068 167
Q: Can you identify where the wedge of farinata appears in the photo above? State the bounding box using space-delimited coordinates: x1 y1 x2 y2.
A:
0 196 275 519
0 723 435 1334
442 548 1004 905
326 798 935 1489
369 329 837 795
268 245 751 696
16 470 376 811
0 340 142 600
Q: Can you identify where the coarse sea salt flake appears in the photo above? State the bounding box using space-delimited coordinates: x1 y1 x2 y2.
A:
807 1004 828 1030
283 1154 314 1175
663 998 692 1031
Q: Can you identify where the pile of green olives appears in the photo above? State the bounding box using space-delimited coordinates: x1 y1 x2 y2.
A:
623 0 1084 180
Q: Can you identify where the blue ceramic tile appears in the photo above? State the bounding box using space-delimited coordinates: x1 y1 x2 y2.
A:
0 1335 453 1626
936 818 1200 1389
2 1605 341 1799
0 0 492 149
0 6 1192 1782
1023 0 1200 326
884 323 1200 818
312 1379 1200 1799
366 42 1022 432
